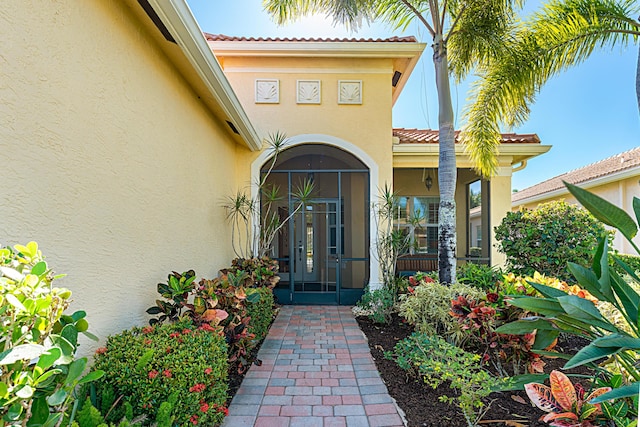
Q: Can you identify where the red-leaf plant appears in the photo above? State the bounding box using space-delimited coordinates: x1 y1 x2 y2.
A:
450 295 549 375
525 370 611 427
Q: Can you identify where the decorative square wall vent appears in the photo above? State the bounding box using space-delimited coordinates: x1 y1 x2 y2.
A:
338 80 362 104
255 79 279 103
297 80 321 104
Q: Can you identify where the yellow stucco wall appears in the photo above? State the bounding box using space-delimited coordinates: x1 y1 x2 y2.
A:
513 176 640 254
1 1 242 351
219 56 394 188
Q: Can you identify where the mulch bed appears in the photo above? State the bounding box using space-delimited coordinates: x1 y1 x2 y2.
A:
356 313 592 427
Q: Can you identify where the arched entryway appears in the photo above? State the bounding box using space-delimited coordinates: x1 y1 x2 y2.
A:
260 143 371 305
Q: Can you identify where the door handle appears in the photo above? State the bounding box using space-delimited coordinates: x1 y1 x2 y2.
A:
298 241 303 262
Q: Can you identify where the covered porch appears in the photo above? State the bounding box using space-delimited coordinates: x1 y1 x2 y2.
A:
392 128 550 272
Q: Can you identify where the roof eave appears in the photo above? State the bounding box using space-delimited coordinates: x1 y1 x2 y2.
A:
207 40 427 59
143 0 262 151
392 143 551 168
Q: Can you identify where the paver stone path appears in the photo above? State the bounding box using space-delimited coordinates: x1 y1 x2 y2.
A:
221 305 405 427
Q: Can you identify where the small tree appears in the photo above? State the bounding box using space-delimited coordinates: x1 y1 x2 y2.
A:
494 200 607 282
224 132 313 259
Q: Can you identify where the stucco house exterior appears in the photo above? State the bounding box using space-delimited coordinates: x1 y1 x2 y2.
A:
512 147 640 255
2 0 549 344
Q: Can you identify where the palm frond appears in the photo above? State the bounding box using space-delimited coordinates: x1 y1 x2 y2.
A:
462 0 639 177
263 0 377 30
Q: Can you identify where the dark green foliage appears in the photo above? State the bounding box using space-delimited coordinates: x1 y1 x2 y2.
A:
613 253 640 276
494 201 606 282
91 319 228 427
229 257 280 288
146 271 196 325
457 263 503 290
357 287 396 324
76 398 107 427
245 287 275 342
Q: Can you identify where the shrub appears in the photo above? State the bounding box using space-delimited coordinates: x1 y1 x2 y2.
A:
356 286 397 324
613 253 640 275
0 241 102 427
229 257 280 288
388 332 500 427
91 319 228 427
494 201 606 282
398 280 486 345
457 263 503 290
245 287 275 342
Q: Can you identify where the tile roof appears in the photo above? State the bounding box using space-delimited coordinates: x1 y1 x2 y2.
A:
204 33 418 43
512 146 640 203
393 128 540 144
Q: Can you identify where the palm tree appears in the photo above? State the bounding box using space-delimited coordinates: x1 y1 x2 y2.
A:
262 0 521 284
462 0 640 178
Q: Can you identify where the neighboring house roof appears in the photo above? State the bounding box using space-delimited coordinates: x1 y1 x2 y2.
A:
513 147 640 204
205 34 418 43
393 128 540 144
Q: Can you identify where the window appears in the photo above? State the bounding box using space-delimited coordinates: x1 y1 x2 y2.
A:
395 196 439 254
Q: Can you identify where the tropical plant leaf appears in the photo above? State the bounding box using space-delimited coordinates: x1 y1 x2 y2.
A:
590 382 639 403
499 373 549 391
592 334 640 349
556 295 616 332
524 382 561 412
565 182 637 242
532 329 559 350
528 282 568 298
564 343 621 369
506 297 564 316
542 411 579 422
567 262 608 302
609 269 640 330
585 387 612 404
549 370 576 411
495 318 557 334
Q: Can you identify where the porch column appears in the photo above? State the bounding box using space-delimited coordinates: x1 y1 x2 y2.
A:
489 167 513 268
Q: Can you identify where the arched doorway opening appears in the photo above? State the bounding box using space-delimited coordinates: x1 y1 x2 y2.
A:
262 144 370 305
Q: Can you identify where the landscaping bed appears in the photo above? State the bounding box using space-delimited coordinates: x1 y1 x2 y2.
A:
357 313 592 427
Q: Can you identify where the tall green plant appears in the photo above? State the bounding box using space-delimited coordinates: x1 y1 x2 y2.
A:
495 183 640 402
223 132 313 259
372 184 411 294
0 242 103 427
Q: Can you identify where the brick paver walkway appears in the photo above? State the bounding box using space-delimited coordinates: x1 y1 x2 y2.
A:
221 305 405 427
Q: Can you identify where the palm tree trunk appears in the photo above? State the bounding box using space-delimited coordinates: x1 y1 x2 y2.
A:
434 36 457 284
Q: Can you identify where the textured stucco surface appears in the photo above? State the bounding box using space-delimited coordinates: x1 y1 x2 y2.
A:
1 1 242 353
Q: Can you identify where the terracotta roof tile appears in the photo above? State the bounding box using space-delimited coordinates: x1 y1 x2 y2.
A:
393 128 540 144
512 147 640 203
204 33 418 43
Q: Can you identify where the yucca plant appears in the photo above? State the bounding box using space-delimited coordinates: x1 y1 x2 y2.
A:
224 131 314 259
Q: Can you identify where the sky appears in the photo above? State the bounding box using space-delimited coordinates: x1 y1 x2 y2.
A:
186 0 639 191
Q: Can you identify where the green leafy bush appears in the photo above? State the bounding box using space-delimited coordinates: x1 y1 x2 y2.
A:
245 287 275 342
356 286 397 324
388 332 499 427
613 253 640 276
457 263 503 290
229 257 280 288
91 319 228 427
398 280 486 345
0 241 103 427
494 201 606 282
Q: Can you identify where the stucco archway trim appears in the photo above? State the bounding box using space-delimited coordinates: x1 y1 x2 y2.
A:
250 133 381 291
